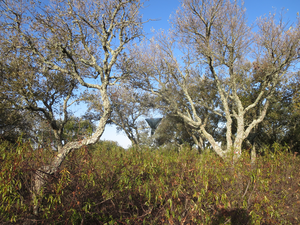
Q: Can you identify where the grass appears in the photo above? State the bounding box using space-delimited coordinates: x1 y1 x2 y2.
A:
0 140 300 224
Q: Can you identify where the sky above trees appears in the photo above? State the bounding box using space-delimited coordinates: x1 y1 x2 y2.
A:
100 0 300 148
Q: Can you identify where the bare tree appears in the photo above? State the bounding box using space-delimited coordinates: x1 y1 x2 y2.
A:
127 0 300 160
83 85 151 149
0 0 145 214
110 86 152 148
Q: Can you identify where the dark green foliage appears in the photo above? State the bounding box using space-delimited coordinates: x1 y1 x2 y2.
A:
1 140 300 224
62 116 96 142
0 108 32 143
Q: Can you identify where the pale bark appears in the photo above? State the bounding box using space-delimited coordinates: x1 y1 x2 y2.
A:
128 0 300 160
33 89 111 214
0 0 145 215
251 143 257 166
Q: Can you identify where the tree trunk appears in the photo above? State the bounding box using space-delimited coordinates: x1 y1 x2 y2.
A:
32 99 111 215
251 142 257 166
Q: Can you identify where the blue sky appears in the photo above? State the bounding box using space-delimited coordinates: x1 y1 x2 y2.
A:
100 0 300 148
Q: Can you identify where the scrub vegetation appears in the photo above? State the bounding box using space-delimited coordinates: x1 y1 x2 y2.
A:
1 140 300 224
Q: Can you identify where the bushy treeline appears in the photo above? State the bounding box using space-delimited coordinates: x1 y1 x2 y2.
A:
1 140 300 224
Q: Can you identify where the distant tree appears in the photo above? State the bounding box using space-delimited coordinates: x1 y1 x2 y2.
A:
287 73 300 151
126 0 300 160
63 116 96 143
153 115 195 149
110 86 152 148
84 85 152 149
0 43 32 143
0 102 33 143
242 72 300 152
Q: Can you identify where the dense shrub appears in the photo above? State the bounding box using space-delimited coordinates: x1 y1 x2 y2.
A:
0 140 299 224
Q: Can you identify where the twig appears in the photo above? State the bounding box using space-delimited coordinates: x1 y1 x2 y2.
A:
92 196 115 206
242 179 251 199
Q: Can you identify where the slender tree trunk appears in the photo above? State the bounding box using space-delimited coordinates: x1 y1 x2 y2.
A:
130 138 141 151
186 127 204 154
251 142 257 166
193 135 204 154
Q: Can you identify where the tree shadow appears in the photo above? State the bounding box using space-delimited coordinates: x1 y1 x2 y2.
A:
211 208 251 225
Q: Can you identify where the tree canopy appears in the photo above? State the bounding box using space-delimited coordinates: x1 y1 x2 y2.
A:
124 0 300 158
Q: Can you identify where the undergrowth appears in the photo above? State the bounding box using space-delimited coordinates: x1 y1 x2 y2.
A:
0 140 299 224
